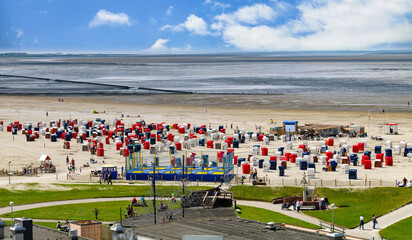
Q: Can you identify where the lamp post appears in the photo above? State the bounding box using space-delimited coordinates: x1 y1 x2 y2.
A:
10 201 14 224
331 203 335 232
8 161 11 185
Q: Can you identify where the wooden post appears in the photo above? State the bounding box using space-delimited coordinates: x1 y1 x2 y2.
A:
335 179 337 187
380 179 382 186
67 173 68 180
349 179 351 186
321 179 323 186
282 179 284 185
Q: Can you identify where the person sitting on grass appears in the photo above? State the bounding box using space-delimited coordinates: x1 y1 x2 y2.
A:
141 196 148 207
126 205 132 218
64 220 70 232
56 221 62 230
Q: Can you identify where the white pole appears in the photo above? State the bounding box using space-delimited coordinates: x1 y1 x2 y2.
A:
10 201 14 224
8 161 11 184
332 207 334 232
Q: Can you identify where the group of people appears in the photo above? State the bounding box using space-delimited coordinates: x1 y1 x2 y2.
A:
126 204 135 218
161 213 174 223
100 171 112 185
56 220 70 232
359 214 378 230
66 156 77 173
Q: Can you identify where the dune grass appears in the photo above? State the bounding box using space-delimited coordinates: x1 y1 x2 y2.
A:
379 216 412 240
0 183 210 207
1 200 180 221
236 205 319 229
231 185 302 202
305 187 412 229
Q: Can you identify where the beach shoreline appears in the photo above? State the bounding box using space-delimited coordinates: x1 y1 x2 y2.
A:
0 95 411 187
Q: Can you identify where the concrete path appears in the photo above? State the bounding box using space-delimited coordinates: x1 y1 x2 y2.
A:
345 202 412 240
1 197 412 240
238 200 412 240
236 200 321 226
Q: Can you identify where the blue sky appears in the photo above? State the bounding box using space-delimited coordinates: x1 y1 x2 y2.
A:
1 0 412 53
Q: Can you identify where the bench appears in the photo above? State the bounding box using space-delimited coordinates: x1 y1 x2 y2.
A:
252 181 267 186
300 205 316 210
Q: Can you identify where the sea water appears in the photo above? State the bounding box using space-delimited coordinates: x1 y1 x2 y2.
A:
0 52 411 111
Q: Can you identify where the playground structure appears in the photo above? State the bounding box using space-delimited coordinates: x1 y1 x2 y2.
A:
126 150 235 182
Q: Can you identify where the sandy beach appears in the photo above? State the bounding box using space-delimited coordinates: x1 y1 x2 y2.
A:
0 95 411 187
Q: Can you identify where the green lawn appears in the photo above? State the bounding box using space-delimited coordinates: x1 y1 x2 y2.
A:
1 200 180 221
231 185 302 202
0 183 210 207
379 216 412 240
305 188 412 229
1 220 56 229
34 222 57 229
236 205 319 229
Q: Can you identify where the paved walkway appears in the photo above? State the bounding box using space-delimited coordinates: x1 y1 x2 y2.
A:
1 198 412 240
238 200 412 240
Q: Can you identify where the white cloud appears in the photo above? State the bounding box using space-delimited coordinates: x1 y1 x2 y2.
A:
150 38 170 51
166 6 174 15
148 39 192 52
213 3 275 30
89 9 131 28
12 27 24 38
161 14 211 35
36 10 48 15
204 0 230 10
33 38 38 44
150 17 158 25
213 0 412 51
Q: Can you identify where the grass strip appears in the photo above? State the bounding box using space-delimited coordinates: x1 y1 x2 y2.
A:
0 184 210 207
1 200 180 221
379 216 412 240
231 185 302 202
305 187 412 228
236 205 319 229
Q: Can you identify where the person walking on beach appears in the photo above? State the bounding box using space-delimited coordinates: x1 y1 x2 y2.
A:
94 208 99 220
372 214 378 229
359 215 364 230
